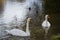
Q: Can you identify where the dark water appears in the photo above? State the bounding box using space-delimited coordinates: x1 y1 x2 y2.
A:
49 14 60 34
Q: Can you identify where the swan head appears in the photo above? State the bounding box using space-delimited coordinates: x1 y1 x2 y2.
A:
45 15 50 20
45 15 48 18
27 18 32 22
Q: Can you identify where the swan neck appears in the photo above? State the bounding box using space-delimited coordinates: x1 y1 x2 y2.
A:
45 16 48 21
26 20 30 33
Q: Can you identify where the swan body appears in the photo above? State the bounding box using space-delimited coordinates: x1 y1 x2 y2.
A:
6 29 29 36
5 18 31 36
42 15 51 29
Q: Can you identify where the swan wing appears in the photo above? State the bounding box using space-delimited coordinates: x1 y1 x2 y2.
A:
6 29 28 36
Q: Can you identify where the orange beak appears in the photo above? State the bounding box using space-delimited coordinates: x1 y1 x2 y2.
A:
29 18 32 23
48 15 50 18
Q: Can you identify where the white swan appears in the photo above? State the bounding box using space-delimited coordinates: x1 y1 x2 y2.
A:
5 18 31 36
42 15 51 30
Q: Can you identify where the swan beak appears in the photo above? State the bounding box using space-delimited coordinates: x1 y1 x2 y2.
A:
29 18 32 23
48 15 50 18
